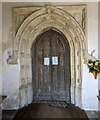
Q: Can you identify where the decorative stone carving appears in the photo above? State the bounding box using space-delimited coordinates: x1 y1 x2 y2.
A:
7 5 88 109
12 5 86 37
46 5 54 14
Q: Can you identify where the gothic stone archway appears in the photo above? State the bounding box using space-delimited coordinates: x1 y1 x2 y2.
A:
7 5 88 108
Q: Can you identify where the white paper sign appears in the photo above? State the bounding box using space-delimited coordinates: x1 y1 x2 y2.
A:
52 56 58 65
44 57 50 65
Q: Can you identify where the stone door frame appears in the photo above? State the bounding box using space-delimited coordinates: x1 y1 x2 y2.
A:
7 5 88 108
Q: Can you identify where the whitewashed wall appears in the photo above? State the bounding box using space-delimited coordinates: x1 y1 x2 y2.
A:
2 3 20 109
82 3 98 111
2 2 99 110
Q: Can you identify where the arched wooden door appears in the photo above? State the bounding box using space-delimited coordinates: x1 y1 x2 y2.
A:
32 29 71 102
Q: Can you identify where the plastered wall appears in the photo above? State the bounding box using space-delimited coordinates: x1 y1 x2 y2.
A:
2 3 20 109
82 2 98 111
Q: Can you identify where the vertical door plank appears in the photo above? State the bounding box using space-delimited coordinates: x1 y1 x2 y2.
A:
43 33 51 100
51 30 58 100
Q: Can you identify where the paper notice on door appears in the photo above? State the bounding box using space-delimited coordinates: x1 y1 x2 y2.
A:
44 57 50 65
52 56 58 65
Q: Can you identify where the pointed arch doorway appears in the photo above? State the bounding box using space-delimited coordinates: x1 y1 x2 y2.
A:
32 29 71 102
7 5 87 108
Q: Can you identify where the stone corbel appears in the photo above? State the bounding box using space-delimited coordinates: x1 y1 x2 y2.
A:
7 51 18 64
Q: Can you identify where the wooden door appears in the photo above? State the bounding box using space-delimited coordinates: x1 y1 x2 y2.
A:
32 29 71 102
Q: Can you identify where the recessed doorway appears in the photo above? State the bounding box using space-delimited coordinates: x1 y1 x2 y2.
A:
31 29 71 103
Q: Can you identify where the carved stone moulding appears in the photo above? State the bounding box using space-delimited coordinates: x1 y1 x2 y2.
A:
7 5 87 65
7 5 88 108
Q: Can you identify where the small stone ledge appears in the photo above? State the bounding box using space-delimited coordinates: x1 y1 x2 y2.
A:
7 57 18 65
7 51 18 65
